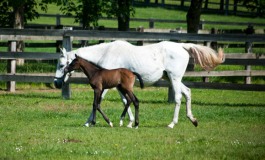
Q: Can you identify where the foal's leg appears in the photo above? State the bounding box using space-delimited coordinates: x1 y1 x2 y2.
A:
118 91 135 128
90 88 102 126
85 89 109 127
97 90 113 127
117 87 133 128
181 83 198 127
120 94 132 127
126 92 140 128
120 85 140 128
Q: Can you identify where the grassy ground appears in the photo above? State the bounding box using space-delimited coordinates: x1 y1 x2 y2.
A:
0 5 265 159
0 87 264 159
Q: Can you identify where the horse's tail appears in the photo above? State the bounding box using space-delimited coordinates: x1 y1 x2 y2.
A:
133 72 144 89
182 43 225 71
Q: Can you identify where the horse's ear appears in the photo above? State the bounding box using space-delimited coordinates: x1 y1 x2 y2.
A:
60 48 67 56
75 54 78 58
60 48 65 53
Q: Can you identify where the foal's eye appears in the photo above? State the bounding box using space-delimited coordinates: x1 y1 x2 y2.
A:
59 65 65 68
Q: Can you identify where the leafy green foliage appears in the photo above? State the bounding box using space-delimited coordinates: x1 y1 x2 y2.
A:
59 0 105 28
239 0 265 17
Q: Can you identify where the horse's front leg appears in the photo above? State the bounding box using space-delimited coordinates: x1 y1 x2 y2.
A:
118 91 134 128
84 89 109 127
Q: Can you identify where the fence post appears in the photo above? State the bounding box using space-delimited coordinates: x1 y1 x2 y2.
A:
245 25 254 84
56 14 61 26
149 19 154 29
203 28 218 83
7 41 16 92
136 26 144 46
62 27 73 99
180 0 185 7
199 19 204 30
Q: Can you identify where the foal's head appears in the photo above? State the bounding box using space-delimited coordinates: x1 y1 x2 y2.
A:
64 55 81 74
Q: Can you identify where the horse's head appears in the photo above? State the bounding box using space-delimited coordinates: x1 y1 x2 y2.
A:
54 48 73 89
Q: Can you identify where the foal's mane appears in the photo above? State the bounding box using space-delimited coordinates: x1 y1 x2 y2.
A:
77 56 105 70
87 60 105 70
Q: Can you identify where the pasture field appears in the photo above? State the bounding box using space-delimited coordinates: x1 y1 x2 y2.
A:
0 87 265 159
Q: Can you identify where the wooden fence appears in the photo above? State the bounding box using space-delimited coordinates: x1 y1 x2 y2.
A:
0 28 265 101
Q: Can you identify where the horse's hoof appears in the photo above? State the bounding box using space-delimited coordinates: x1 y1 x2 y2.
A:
109 122 113 127
127 122 133 128
135 126 139 129
192 119 198 127
84 123 89 127
167 123 175 129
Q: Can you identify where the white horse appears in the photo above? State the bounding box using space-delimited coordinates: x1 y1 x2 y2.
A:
54 40 224 128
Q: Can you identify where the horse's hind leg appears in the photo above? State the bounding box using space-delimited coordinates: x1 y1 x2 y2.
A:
167 77 182 129
118 91 135 128
181 83 198 127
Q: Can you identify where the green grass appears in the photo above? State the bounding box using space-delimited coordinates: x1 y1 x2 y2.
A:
0 87 264 159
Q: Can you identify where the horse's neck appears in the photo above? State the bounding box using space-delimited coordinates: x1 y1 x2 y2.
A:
80 60 100 80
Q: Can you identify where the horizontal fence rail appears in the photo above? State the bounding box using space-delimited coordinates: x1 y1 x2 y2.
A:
1 29 265 42
0 28 265 101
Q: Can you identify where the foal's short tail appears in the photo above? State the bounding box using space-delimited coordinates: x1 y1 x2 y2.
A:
183 44 225 71
133 72 144 89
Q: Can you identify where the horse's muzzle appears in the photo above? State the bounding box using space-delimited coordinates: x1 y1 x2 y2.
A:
54 78 63 89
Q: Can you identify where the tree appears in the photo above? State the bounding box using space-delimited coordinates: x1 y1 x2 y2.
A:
0 0 49 28
186 0 203 33
59 0 104 29
105 0 135 31
59 0 135 31
0 0 50 65
239 0 265 17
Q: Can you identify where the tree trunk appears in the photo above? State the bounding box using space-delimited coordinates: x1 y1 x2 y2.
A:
13 4 25 65
117 0 130 31
220 0 224 11
186 0 203 33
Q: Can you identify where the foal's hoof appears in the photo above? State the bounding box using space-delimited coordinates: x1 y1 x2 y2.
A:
192 119 198 127
109 122 113 127
135 126 139 129
119 120 123 127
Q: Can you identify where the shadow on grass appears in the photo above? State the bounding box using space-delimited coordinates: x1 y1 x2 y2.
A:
1 90 264 108
0 92 60 100
192 100 265 108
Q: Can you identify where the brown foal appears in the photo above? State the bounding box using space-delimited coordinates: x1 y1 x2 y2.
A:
64 55 144 128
